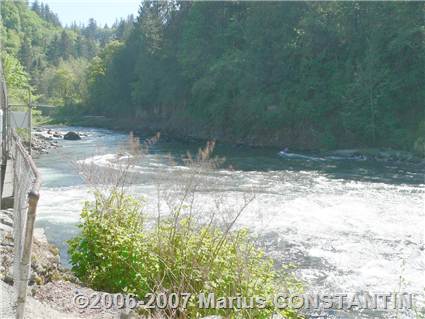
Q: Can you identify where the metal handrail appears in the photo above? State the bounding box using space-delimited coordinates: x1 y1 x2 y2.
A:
9 128 41 319
1 59 8 198
9 129 41 193
1 57 41 318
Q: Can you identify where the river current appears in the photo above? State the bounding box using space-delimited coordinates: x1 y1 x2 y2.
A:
33 126 424 318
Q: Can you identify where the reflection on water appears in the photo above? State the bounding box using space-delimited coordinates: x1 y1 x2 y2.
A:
34 126 425 319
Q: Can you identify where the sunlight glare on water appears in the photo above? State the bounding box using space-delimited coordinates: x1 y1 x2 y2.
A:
34 126 425 318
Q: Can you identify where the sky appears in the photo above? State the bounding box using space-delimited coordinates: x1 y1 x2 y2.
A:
29 0 141 27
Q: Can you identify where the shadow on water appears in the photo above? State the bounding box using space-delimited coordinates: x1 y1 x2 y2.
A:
143 136 425 186
33 127 424 319
35 126 424 186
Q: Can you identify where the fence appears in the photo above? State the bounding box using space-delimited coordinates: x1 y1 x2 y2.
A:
1 58 7 195
9 128 41 318
1 60 41 318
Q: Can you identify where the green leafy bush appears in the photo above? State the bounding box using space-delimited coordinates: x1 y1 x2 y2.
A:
68 190 302 318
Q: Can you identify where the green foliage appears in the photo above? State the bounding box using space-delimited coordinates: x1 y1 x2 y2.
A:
68 191 302 318
1 51 31 104
32 108 50 126
40 58 89 106
1 0 133 108
68 192 152 293
2 1 423 151
85 1 424 151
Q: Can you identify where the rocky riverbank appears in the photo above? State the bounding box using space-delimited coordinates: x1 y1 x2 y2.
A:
26 128 86 155
0 227 65 286
0 216 222 318
61 115 425 165
327 148 424 164
0 211 133 318
25 130 61 154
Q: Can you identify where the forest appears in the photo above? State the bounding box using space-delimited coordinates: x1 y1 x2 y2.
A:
1 0 424 152
1 0 134 105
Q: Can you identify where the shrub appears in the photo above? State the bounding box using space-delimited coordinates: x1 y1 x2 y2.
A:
69 141 302 318
68 192 155 293
68 190 302 319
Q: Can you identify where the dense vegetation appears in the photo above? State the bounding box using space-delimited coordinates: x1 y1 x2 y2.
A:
69 141 302 318
84 1 425 152
1 1 424 152
68 191 301 318
0 0 133 105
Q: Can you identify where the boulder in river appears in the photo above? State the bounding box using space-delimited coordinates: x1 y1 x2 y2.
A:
329 149 362 157
63 131 81 140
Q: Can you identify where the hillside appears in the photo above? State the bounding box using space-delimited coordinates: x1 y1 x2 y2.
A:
1 1 424 153
1 0 131 105
83 1 425 152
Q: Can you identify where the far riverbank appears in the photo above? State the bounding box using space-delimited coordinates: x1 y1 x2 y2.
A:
42 113 425 165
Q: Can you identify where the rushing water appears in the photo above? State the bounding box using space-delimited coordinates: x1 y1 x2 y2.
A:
34 126 424 318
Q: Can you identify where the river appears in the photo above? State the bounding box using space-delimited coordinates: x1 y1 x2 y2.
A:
33 126 424 318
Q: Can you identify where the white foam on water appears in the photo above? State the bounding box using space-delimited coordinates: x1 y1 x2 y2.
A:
231 176 425 295
37 186 90 223
34 128 425 318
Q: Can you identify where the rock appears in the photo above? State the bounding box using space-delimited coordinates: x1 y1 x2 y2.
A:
3 272 13 285
329 149 362 157
26 132 60 155
0 210 14 283
30 228 62 284
63 131 81 140
329 148 422 163
1 227 66 287
52 132 62 138
35 133 53 141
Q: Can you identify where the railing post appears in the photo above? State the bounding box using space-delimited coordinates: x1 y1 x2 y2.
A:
28 89 32 155
1 54 41 319
0 64 8 202
15 190 40 319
